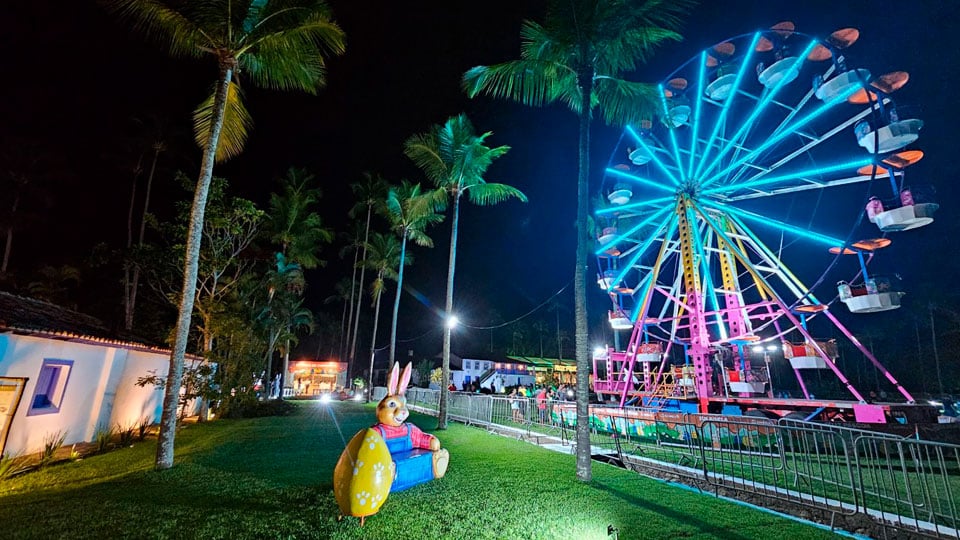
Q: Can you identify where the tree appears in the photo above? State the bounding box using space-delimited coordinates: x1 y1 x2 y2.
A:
361 232 405 398
383 180 444 365
266 167 333 270
462 0 688 480
105 0 345 470
405 114 527 429
346 173 389 378
258 252 309 398
265 167 332 392
123 114 177 330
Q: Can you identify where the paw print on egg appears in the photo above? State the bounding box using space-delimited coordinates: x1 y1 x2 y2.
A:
370 493 383 509
355 490 371 506
364 435 378 450
353 460 365 476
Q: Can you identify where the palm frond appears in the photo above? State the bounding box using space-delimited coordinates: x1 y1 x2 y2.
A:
594 78 661 128
465 183 528 206
404 132 447 186
240 15 345 94
193 79 252 163
102 0 211 59
462 60 568 107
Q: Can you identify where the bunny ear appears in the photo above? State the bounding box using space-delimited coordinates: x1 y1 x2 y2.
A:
398 363 413 395
387 362 400 395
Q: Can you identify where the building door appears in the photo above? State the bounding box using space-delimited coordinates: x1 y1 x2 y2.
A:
0 377 27 457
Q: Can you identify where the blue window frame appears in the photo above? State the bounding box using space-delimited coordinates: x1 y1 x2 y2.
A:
27 359 73 416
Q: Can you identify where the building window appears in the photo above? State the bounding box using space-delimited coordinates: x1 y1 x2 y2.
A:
27 359 73 416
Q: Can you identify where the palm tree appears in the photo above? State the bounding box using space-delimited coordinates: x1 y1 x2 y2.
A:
462 0 688 480
124 114 176 330
361 232 405 397
258 253 309 397
325 276 354 361
346 173 389 377
266 167 333 270
405 114 527 429
104 0 344 470
383 180 444 365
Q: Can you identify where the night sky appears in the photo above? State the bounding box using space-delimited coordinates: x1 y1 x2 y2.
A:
3 1 959 364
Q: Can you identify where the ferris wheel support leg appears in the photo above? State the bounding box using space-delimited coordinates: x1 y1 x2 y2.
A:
823 310 916 403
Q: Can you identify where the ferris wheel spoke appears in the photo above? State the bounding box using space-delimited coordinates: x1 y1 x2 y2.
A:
687 52 708 180
700 83 862 190
728 100 887 188
594 205 674 256
596 194 675 216
705 201 842 247
693 33 761 180
703 157 874 198
659 86 688 184
723 171 901 202
626 125 682 186
606 213 676 291
698 41 817 183
721 211 824 304
605 167 681 196
770 65 836 138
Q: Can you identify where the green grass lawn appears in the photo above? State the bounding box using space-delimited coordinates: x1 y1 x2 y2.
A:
0 402 841 539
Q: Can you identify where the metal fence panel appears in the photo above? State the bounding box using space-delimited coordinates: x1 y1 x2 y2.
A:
853 436 960 538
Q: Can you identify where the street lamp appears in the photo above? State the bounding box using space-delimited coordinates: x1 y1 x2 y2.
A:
445 314 459 330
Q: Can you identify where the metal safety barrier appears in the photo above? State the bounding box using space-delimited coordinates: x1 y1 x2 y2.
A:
372 388 960 538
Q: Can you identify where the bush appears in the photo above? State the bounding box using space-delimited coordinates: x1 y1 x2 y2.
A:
39 431 67 468
217 396 295 419
94 425 114 454
0 452 26 480
117 424 136 447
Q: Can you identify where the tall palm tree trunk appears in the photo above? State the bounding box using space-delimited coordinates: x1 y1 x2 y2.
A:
343 237 359 363
2 196 20 274
574 66 593 482
157 63 233 471
124 160 141 329
439 194 461 429
366 277 384 401
127 146 161 329
388 233 408 365
281 337 291 399
349 206 372 377
339 294 349 360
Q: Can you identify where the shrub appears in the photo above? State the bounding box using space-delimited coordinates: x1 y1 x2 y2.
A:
137 418 151 441
39 430 67 468
0 452 26 480
217 396 295 419
94 425 114 454
117 424 136 447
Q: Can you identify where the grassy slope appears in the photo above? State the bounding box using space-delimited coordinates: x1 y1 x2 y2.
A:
0 402 838 539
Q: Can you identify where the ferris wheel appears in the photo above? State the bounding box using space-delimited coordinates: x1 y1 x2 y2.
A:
593 23 938 414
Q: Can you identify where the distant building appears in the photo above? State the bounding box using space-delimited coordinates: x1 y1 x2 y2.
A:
0 292 205 457
285 359 347 396
506 356 577 385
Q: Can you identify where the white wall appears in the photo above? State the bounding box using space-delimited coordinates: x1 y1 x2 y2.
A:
0 333 180 455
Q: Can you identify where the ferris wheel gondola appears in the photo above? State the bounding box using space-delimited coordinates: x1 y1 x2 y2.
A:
593 22 938 416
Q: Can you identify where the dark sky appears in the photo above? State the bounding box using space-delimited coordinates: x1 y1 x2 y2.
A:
3 0 958 358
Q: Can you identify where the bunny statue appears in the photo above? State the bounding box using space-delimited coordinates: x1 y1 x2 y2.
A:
333 362 449 524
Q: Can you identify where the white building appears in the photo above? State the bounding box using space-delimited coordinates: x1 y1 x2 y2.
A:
0 292 203 456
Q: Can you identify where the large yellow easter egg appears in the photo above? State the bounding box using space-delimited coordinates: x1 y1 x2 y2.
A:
334 428 394 517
